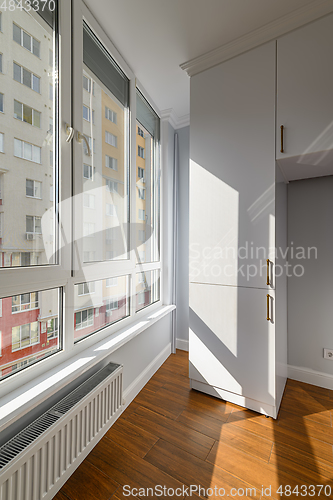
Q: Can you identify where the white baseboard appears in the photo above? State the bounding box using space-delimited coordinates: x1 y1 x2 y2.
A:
288 364 333 390
176 338 189 351
122 343 171 407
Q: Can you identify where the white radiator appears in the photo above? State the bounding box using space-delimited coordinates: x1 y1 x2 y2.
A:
0 362 123 500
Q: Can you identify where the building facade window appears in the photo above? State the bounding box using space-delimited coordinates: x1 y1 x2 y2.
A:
47 318 58 339
12 292 39 313
105 155 117 170
14 100 41 128
26 179 42 199
138 126 144 137
106 203 116 216
0 133 3 153
105 131 117 147
13 63 40 93
83 193 95 209
14 139 41 163
138 209 145 221
26 215 42 234
13 23 40 57
75 308 94 330
105 106 117 123
77 282 95 296
83 164 93 179
138 146 144 158
138 167 144 179
105 179 118 193
12 322 39 351
0 93 3 113
138 188 145 199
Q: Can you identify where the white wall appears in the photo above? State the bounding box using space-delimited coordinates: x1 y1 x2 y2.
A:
0 315 172 446
288 176 333 380
175 126 189 350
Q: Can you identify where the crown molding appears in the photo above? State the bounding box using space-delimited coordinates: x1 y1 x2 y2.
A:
160 109 190 129
180 0 333 77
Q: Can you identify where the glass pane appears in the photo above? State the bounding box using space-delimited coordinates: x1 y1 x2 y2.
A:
22 31 31 51
81 24 129 264
14 100 22 120
135 121 160 264
74 276 130 342
135 270 160 312
1 7 58 267
0 288 61 381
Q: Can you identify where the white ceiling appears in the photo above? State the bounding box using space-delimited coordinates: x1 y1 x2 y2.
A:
85 0 317 120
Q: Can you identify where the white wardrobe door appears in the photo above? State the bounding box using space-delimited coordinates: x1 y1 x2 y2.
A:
189 283 275 407
276 13 333 161
190 41 276 289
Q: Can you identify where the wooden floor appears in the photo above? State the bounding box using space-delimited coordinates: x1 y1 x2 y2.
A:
55 350 333 500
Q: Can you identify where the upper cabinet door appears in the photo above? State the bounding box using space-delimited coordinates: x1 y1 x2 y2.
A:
190 41 276 289
277 14 333 161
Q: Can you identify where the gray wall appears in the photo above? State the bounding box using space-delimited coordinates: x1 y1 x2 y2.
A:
288 176 333 374
175 126 190 346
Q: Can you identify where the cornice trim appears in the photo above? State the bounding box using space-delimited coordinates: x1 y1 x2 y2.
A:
160 109 190 129
180 0 333 77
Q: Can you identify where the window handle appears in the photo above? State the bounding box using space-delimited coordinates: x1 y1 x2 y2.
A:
77 131 91 156
65 124 74 143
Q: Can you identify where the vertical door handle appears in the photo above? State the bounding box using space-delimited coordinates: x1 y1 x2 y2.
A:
267 294 271 321
266 259 271 286
280 125 284 153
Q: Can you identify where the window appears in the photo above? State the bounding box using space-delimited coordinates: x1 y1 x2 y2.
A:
136 270 161 312
12 322 39 351
75 308 94 331
139 209 145 221
83 193 95 209
14 139 41 163
105 298 118 315
50 151 53 167
0 93 3 113
105 106 117 123
84 164 93 179
83 105 91 122
138 188 145 200
83 75 91 92
0 133 3 153
77 282 95 296
0 53 2 73
83 134 95 155
47 318 58 339
26 180 42 199
138 126 144 137
105 155 117 170
26 216 42 234
12 292 39 313
49 49 53 67
13 63 40 93
106 277 118 287
138 146 144 158
105 179 118 193
138 167 144 179
106 203 116 216
14 100 41 128
13 24 40 57
105 131 117 147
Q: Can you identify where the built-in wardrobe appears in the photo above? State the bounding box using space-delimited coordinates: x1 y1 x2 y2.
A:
189 13 333 418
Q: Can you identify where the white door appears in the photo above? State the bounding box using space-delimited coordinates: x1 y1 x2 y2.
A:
189 283 276 408
276 13 333 161
190 41 276 289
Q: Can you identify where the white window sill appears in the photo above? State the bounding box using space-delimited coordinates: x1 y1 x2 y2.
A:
0 304 175 434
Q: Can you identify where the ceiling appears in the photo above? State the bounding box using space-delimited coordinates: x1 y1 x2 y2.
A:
85 0 318 121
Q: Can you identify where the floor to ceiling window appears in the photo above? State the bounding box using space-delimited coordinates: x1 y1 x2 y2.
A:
0 0 162 384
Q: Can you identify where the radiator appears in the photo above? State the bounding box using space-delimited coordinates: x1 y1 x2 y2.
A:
0 362 123 500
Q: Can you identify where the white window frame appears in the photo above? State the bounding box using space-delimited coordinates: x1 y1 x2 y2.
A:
105 131 117 147
0 0 167 401
26 179 42 199
14 100 41 128
13 23 41 57
105 106 117 124
14 139 41 163
13 62 41 93
12 322 39 351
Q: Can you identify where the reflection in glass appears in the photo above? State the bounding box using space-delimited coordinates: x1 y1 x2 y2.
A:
74 275 130 341
81 24 129 264
0 288 60 380
135 270 160 312
0 5 57 267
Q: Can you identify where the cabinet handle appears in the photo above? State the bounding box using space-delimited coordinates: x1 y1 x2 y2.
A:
280 125 284 153
266 259 271 286
267 294 271 321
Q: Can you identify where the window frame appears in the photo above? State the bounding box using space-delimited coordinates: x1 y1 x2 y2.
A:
0 0 165 394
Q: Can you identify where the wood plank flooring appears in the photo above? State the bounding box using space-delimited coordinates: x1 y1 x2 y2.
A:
54 350 333 500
